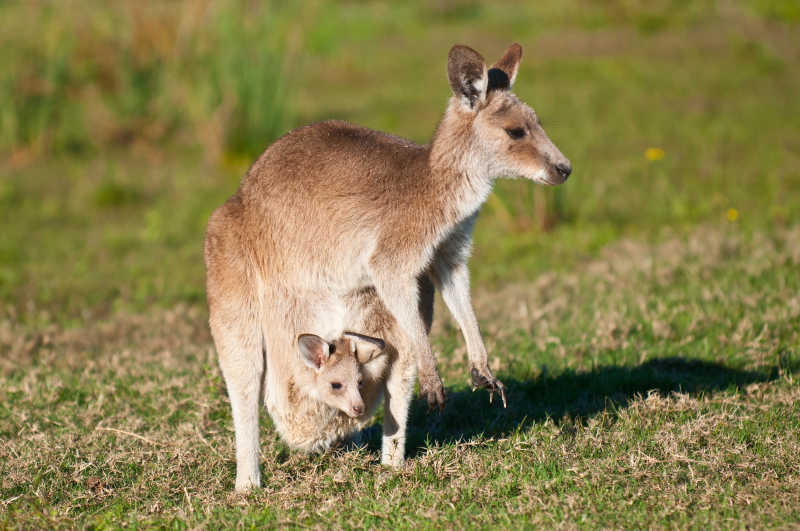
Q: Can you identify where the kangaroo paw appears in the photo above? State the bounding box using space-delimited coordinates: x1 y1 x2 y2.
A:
418 371 446 412
470 367 507 408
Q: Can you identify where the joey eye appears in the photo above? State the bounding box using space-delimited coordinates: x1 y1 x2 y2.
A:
358 380 364 389
505 127 526 140
331 382 342 390
329 344 336 354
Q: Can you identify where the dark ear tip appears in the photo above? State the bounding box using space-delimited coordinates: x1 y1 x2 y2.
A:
487 68 510 91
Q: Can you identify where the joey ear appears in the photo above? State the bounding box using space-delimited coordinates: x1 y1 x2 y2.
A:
488 43 522 91
297 334 330 371
343 332 386 364
447 44 488 110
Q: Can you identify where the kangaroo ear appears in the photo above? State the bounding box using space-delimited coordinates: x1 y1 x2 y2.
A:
297 334 330 370
343 332 386 364
488 43 522 91
447 44 488 110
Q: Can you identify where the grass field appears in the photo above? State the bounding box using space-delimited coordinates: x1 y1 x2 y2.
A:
2 0 799 528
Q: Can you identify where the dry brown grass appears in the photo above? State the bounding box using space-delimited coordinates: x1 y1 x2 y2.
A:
1 224 798 527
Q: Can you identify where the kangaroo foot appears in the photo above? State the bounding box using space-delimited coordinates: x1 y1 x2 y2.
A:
470 366 507 408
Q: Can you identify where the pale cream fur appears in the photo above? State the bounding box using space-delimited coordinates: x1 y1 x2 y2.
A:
272 333 388 453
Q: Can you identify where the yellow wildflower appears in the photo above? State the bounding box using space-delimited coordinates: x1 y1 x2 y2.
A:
645 147 665 161
727 208 739 222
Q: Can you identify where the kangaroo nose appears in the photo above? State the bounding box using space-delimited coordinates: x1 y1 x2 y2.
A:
556 163 572 180
352 404 364 416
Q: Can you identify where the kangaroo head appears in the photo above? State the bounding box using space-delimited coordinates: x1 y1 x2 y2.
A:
438 43 571 186
297 332 386 418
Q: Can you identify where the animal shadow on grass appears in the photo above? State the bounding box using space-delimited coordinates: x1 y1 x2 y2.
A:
368 357 783 458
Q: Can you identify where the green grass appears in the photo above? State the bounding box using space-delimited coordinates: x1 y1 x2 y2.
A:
0 1 289 158
1 0 799 528
1 227 798 528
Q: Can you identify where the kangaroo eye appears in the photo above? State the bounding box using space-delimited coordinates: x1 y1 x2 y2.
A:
331 382 342 390
505 127 526 140
329 344 336 354
358 380 364 389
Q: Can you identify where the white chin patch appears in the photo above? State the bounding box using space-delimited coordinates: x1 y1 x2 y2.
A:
529 167 552 185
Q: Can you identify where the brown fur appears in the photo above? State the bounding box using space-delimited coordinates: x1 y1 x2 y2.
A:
204 43 571 491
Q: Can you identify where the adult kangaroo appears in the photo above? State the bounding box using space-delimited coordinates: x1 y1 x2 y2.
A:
204 43 571 491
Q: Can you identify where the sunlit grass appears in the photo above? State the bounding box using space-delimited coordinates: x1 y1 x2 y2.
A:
1 225 798 528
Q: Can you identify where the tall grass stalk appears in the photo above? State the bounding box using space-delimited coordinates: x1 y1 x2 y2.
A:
0 0 290 160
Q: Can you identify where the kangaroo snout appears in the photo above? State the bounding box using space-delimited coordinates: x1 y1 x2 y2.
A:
555 162 572 180
350 403 365 417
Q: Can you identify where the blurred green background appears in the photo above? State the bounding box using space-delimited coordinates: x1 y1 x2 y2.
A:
1 0 798 326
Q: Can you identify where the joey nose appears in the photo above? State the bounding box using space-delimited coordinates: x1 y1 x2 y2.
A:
556 163 572 180
352 404 364 416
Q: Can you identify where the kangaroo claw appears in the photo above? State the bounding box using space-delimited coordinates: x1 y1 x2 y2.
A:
470 367 507 408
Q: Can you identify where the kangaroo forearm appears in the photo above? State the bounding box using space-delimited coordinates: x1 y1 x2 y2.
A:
433 258 489 367
434 258 504 404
